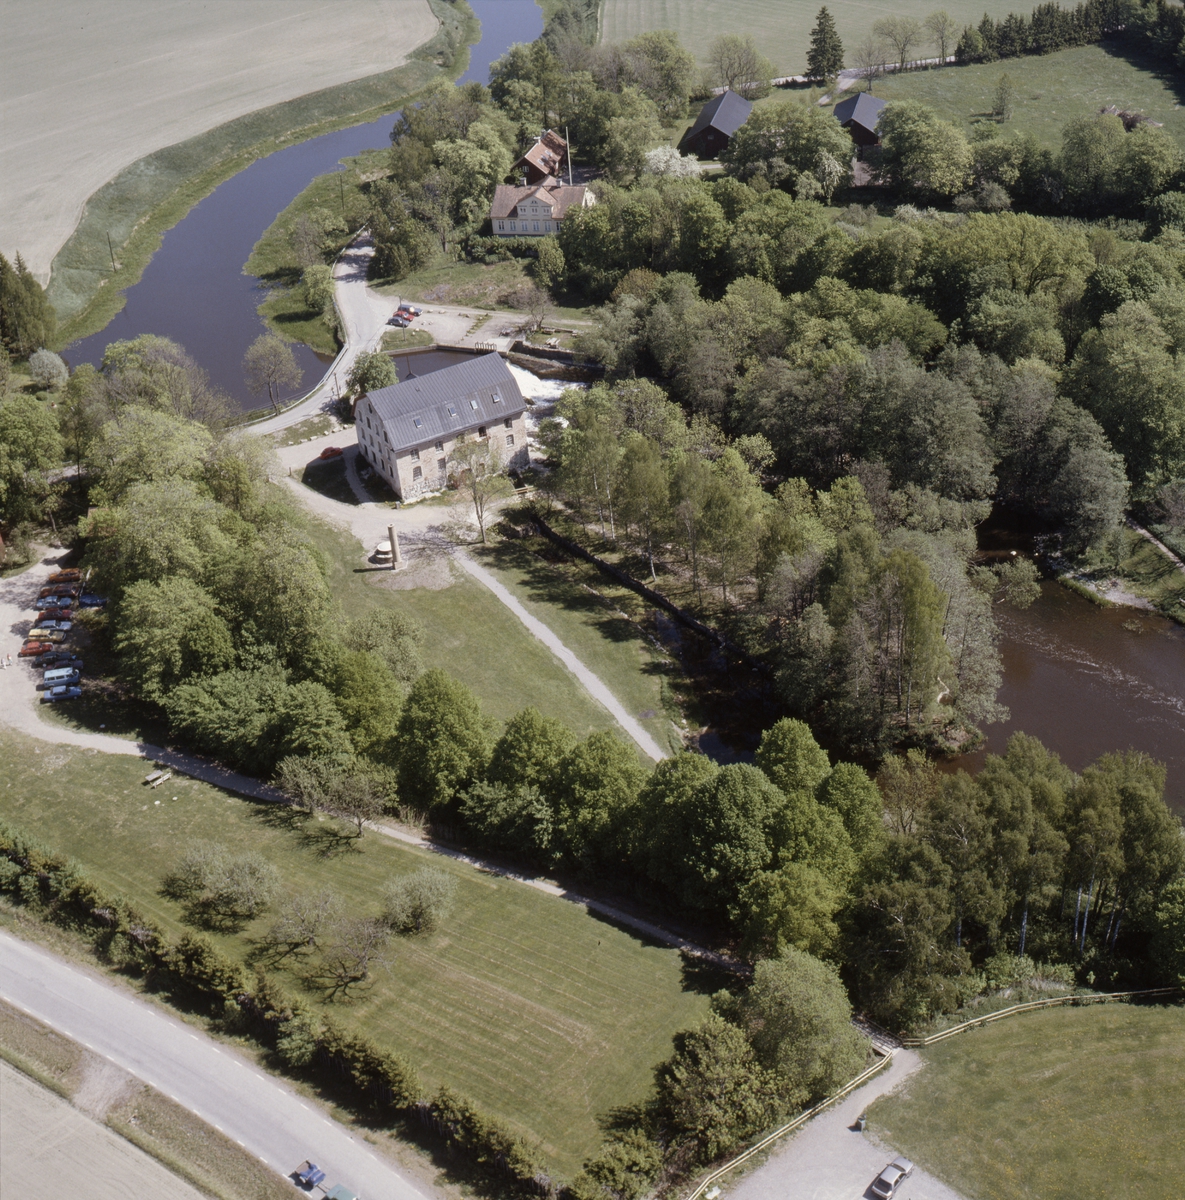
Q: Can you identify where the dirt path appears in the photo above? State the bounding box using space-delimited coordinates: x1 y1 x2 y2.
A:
0 1058 204 1200
727 1050 967 1200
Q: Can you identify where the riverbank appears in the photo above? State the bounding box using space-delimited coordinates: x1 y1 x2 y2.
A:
48 0 478 348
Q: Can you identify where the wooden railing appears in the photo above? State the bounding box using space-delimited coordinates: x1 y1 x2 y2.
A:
899 986 1183 1047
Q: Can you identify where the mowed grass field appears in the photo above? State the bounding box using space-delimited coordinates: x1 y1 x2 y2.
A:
0 728 713 1176
871 44 1185 149
599 0 1025 76
868 1003 1185 1200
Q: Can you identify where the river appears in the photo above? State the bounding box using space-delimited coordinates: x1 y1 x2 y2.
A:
952 582 1185 814
64 0 543 408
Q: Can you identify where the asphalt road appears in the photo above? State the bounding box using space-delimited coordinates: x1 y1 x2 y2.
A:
0 930 431 1200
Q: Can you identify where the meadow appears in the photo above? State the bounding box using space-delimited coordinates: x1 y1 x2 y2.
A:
870 43 1185 149
0 726 715 1176
868 1003 1185 1200
598 0 1026 77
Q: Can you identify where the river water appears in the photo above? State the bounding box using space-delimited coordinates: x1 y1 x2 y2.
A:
64 0 543 409
952 583 1185 814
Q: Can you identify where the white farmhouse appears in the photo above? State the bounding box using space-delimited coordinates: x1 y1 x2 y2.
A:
354 353 530 501
489 181 595 238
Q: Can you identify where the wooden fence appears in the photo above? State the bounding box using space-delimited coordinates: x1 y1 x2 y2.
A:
681 1052 894 1200
899 985 1183 1048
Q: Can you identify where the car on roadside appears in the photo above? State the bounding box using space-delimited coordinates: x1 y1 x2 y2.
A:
38 585 78 601
398 302 422 316
78 594 108 607
19 640 55 657
36 606 74 620
34 629 67 643
319 446 343 460
47 569 82 584
41 684 82 703
871 1156 915 1199
32 652 83 671
33 619 72 633
388 314 411 327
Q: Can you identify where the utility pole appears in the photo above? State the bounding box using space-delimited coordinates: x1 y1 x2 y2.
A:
565 126 574 186
339 172 346 216
106 232 117 272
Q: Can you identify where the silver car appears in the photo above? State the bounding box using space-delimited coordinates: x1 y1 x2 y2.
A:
871 1156 914 1199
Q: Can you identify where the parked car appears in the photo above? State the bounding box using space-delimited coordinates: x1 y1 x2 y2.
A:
39 669 80 689
33 619 72 633
398 302 422 316
395 306 417 320
38 585 78 601
36 609 73 623
47 569 82 584
35 629 67 643
388 315 410 328
319 446 343 460
78 594 108 607
871 1157 915 1199
19 640 54 657
41 684 82 703
32 652 83 671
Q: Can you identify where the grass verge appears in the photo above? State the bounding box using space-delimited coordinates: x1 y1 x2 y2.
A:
270 414 337 448
0 726 712 1176
868 1002 1185 1200
49 0 478 344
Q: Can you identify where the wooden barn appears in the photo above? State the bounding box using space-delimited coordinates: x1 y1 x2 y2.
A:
679 90 753 159
833 92 887 154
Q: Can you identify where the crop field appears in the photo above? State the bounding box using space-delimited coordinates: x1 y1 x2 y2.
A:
871 44 1185 149
868 1003 1185 1200
3 0 438 283
599 0 1025 76
0 727 712 1176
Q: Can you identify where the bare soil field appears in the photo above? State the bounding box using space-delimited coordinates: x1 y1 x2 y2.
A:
0 0 438 281
0 1059 205 1200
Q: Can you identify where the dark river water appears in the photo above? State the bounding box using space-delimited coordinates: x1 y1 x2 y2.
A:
64 0 543 410
951 583 1185 815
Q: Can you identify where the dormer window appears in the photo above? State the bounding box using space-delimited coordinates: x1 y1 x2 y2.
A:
470 399 479 410
448 405 457 416
492 390 501 404
413 417 422 427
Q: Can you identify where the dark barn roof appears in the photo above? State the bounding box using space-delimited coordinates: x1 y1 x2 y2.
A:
364 353 526 454
679 89 753 153
833 92 887 137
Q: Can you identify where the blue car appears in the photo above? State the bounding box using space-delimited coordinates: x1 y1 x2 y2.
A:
78 594 108 607
41 685 82 703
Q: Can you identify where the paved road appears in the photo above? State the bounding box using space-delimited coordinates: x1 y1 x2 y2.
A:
0 930 431 1200
728 1051 965 1200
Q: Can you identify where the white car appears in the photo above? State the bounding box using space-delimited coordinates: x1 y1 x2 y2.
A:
871 1156 914 1198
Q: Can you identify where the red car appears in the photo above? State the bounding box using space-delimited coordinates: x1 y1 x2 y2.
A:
47 569 82 584
19 640 54 657
36 609 73 623
38 585 78 601
319 446 343 459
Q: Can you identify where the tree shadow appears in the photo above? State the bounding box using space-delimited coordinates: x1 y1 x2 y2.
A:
298 821 363 859
1097 37 1185 106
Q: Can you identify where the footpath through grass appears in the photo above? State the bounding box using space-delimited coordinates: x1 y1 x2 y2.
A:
869 1002 1185 1200
870 43 1185 150
0 728 712 1176
49 0 477 345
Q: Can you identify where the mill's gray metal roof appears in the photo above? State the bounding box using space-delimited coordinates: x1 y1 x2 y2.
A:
363 353 526 454
683 89 753 144
833 92 887 132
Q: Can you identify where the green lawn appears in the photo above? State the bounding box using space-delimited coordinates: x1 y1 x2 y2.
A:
599 0 1026 77
870 44 1185 149
0 727 713 1176
868 1003 1185 1200
472 541 685 753
295 514 628 734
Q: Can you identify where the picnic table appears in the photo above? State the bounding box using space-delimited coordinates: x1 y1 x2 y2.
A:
144 769 173 788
